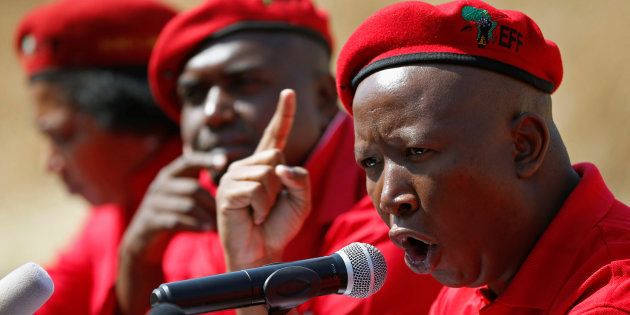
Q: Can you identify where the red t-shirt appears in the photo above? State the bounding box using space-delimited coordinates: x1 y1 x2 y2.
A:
429 163 630 315
161 114 442 314
36 139 182 315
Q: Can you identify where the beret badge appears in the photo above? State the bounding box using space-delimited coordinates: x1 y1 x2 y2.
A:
21 34 37 56
461 5 497 48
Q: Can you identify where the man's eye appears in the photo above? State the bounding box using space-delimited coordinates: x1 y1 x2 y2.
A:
361 157 379 168
230 76 264 95
180 85 207 106
408 147 426 156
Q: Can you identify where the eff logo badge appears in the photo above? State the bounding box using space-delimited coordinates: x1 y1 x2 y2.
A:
461 6 497 48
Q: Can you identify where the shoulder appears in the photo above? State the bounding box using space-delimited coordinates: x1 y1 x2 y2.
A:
568 260 630 314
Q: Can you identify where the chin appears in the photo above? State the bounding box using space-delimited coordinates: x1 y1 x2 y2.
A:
431 268 478 288
81 190 120 207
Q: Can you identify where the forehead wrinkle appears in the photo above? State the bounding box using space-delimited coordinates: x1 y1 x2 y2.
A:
356 104 434 151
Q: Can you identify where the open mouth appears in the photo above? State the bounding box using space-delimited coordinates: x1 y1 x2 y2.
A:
404 236 430 261
390 228 439 274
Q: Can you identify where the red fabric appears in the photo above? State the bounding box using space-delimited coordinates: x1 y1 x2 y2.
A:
14 0 176 76
162 114 442 314
429 163 630 315
148 0 333 122
36 139 182 315
336 0 563 115
302 196 443 315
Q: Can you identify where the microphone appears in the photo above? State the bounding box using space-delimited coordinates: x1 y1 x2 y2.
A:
151 242 387 314
0 262 54 315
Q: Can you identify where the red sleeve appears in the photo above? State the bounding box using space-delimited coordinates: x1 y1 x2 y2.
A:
304 197 443 315
36 206 123 315
36 213 95 315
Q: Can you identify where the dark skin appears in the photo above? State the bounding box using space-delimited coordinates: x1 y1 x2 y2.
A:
352 65 580 296
116 32 337 315
178 32 337 182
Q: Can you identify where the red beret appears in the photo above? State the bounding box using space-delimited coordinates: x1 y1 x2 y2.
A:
14 0 176 77
336 0 563 115
149 0 333 122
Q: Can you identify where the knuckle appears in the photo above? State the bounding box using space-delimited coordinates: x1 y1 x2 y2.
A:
178 199 195 213
226 160 243 172
259 165 275 177
162 216 180 230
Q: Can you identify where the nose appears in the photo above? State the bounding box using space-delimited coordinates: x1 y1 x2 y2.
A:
203 86 237 128
45 145 65 174
378 161 419 217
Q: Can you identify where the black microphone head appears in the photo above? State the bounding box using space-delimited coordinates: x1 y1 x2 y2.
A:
149 303 186 315
336 242 387 298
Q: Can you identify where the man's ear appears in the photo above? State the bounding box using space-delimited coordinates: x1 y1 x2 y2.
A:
510 112 550 178
315 73 339 130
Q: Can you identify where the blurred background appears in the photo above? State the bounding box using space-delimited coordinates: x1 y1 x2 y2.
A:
1 0 628 276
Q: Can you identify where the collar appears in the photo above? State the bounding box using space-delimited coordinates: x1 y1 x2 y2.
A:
487 163 615 311
303 112 365 225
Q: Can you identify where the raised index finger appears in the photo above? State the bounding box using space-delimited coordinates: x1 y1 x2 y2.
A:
255 89 296 153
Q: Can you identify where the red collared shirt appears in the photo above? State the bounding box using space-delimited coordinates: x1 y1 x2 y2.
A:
430 163 630 314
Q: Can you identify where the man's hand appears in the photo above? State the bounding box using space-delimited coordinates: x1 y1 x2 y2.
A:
116 154 220 315
216 89 312 271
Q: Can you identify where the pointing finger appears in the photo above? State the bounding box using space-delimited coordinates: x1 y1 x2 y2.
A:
255 89 296 153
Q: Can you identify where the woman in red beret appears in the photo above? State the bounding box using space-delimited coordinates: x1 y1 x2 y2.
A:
14 0 179 314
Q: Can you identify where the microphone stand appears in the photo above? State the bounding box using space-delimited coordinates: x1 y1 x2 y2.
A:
263 266 322 315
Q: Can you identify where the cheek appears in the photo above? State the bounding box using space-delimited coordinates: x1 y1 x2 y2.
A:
180 108 204 143
236 101 273 135
427 166 478 217
366 178 391 226
422 153 513 248
66 141 111 182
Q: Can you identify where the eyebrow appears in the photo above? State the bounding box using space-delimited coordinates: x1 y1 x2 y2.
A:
223 59 270 76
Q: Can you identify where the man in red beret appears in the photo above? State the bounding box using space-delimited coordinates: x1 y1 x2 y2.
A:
14 0 179 314
116 0 441 314
332 0 630 314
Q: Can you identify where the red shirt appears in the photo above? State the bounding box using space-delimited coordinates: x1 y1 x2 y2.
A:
36 139 181 315
162 114 442 314
430 163 630 315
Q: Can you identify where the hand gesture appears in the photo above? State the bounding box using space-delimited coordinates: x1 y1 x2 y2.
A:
216 89 312 270
117 154 220 315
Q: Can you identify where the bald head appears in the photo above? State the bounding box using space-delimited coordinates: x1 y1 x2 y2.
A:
352 64 578 293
